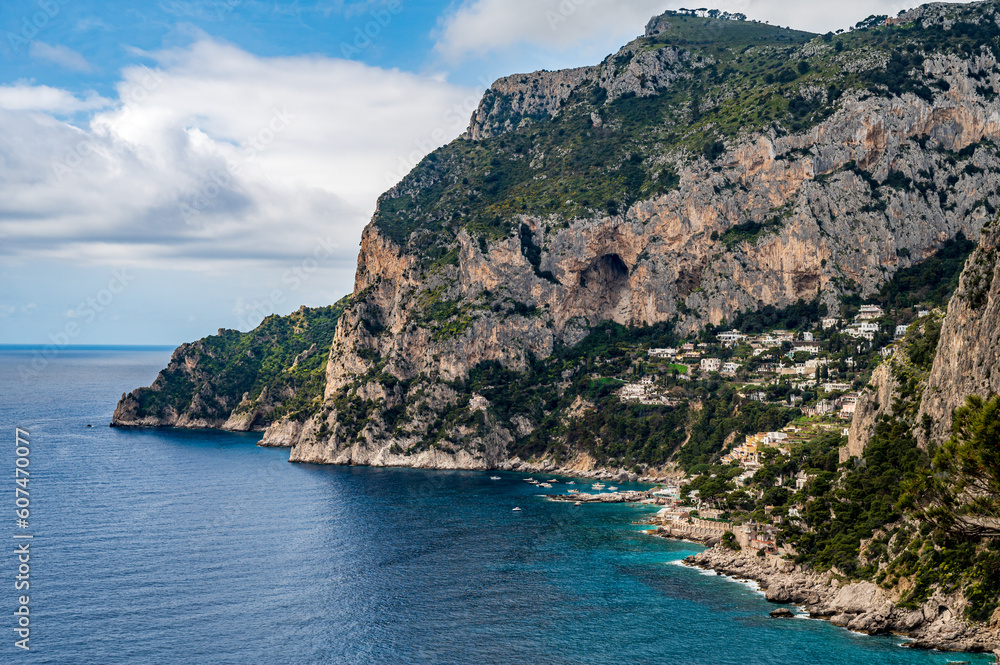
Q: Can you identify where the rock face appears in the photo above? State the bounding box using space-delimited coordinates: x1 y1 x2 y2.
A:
111 304 345 436
918 214 1000 442
117 4 1000 472
689 546 1000 653
281 23 1000 467
467 68 593 141
844 356 898 462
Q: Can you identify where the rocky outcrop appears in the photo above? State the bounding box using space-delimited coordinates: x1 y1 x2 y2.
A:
844 355 898 462
918 214 1000 442
111 342 241 430
466 68 593 141
688 546 1000 654
111 304 344 433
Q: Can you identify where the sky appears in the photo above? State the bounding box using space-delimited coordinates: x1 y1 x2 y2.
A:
0 0 969 345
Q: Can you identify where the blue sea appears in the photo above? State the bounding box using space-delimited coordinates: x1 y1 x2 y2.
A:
0 347 993 664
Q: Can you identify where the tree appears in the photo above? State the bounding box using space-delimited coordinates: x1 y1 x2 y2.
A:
920 395 1000 538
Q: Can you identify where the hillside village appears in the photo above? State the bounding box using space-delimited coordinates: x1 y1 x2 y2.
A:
607 300 940 555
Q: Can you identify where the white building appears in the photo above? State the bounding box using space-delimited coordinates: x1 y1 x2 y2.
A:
717 329 746 345
822 317 840 329
721 361 741 375
855 304 885 320
895 324 908 338
648 348 677 358
700 358 722 373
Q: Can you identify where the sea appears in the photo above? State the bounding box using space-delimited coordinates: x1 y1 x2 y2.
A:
0 346 993 664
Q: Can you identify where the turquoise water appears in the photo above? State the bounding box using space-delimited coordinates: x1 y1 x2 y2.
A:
0 347 993 664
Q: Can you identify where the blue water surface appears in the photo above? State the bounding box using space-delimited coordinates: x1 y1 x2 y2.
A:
0 347 993 664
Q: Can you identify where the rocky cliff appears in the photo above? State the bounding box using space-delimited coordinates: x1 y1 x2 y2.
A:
689 546 1000 654
918 213 1000 441
119 2 1000 473
112 303 345 433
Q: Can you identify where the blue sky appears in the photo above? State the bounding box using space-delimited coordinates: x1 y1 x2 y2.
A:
0 0 962 345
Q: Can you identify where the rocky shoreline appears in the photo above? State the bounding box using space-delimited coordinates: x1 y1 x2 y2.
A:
684 545 1000 660
499 456 681 484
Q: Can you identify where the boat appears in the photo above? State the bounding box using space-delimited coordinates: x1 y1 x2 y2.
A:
567 489 578 494
592 483 605 490
574 501 582 506
609 486 618 491
539 483 553 488
490 476 500 480
548 478 558 482
566 481 575 485
512 507 521 511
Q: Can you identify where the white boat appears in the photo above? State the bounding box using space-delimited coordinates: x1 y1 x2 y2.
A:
566 481 575 485
567 489 578 494
574 501 582 506
512 507 521 511
539 483 553 488
548 478 558 482
609 486 618 491
490 476 500 480
592 483 605 490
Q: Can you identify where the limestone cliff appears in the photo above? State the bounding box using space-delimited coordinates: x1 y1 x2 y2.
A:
119 3 1000 472
282 4 1000 467
918 213 1000 440
112 303 345 432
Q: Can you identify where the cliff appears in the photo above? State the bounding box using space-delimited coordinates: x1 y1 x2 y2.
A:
119 2 1000 472
280 3 1000 467
112 302 345 432
918 214 1000 441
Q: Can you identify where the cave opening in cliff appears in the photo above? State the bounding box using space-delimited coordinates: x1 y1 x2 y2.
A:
579 253 629 289
577 253 631 316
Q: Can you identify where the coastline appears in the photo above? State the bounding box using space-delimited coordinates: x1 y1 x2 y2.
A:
111 420 1000 660
675 543 1000 660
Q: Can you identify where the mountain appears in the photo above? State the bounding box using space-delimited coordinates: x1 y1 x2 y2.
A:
118 2 1000 474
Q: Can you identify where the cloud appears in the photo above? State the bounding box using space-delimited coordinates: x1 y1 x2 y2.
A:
434 0 975 62
435 0 669 62
0 38 481 276
29 42 94 72
0 84 108 113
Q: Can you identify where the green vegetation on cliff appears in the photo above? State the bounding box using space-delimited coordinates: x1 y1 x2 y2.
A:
374 7 1000 256
127 300 347 426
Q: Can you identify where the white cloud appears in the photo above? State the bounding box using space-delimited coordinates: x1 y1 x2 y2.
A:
0 84 108 113
29 42 94 72
435 0 670 62
434 0 975 62
0 38 480 277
